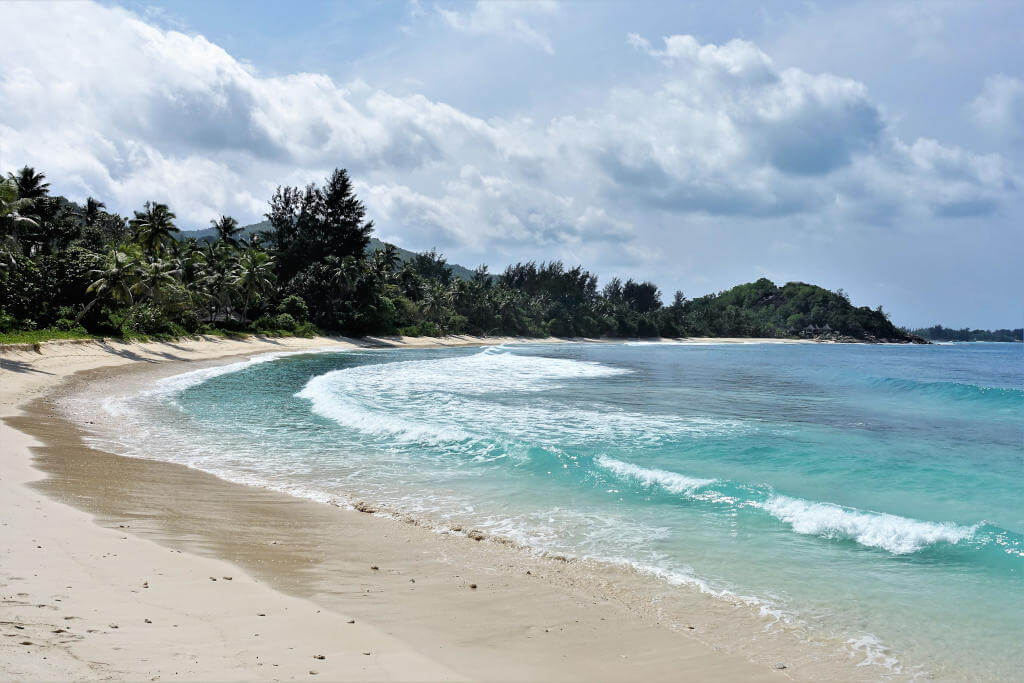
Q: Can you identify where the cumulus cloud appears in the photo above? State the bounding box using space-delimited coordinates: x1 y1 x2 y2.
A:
971 74 1024 144
0 2 1015 266
435 1 557 54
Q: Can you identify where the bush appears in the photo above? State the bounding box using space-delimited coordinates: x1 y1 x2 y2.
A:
272 313 297 331
53 318 81 331
0 312 15 333
418 321 441 337
293 321 318 337
109 304 184 337
276 295 309 322
398 325 421 337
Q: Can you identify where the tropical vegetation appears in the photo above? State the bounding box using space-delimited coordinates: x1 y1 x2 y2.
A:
1 165 920 343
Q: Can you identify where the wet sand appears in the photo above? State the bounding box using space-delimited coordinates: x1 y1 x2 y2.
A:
2 335 862 680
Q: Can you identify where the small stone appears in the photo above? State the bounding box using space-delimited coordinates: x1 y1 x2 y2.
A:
370 565 379 571
775 663 787 670
20 641 32 646
257 613 266 617
144 619 152 624
362 651 371 656
467 530 485 541
313 654 325 660
409 578 415 583
469 583 477 589
209 577 217 581
353 501 377 514
223 576 232 580
309 670 318 675
109 624 119 629
346 619 355 624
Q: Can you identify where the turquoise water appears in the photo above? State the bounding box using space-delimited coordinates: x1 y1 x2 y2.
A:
93 342 1022 678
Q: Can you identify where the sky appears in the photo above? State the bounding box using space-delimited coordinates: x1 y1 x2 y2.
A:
1 1 1021 328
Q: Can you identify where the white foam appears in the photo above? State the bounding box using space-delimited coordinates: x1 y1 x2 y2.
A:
595 456 716 493
759 496 977 555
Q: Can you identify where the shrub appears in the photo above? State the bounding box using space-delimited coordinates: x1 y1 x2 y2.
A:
293 321 318 337
276 295 309 322
0 312 15 333
272 313 297 331
418 321 441 337
398 325 421 337
53 318 80 331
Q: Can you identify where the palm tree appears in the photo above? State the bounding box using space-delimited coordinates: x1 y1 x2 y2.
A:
80 197 106 227
0 178 36 266
130 201 179 257
7 166 49 200
79 249 141 319
201 241 240 322
372 244 401 279
211 215 242 248
233 248 276 321
136 258 182 308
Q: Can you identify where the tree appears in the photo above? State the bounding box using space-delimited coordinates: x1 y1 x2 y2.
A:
80 197 106 227
7 166 49 200
266 168 374 284
233 247 276 321
211 215 243 248
81 249 141 318
0 178 36 265
130 202 179 257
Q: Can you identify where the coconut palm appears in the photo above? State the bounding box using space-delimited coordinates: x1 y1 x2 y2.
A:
136 258 182 307
0 178 36 265
130 201 179 257
79 197 106 227
234 248 276 321
211 215 243 248
7 166 49 200
79 249 142 319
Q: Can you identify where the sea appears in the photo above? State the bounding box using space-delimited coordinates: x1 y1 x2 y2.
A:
81 341 1023 679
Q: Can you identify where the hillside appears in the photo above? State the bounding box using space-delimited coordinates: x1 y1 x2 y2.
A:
178 220 481 282
680 279 923 343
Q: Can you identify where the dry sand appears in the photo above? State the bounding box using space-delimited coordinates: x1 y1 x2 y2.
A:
1 335 852 681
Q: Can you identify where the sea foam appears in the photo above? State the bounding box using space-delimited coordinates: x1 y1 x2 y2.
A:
595 456 978 555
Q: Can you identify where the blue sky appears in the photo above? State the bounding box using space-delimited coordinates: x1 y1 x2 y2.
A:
1 1 1021 327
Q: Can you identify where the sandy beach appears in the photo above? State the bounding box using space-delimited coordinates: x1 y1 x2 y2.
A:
2 335 854 681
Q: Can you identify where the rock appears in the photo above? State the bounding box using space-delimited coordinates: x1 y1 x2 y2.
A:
775 663 787 670
109 624 118 629
313 654 325 660
469 583 477 589
144 619 152 624
309 670 318 675
370 565 379 571
353 501 377 513
467 530 485 541
347 619 355 624
223 576 232 580
257 613 266 617
362 651 371 656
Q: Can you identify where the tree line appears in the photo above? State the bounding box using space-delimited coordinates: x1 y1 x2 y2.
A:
911 325 1022 343
1 165 917 342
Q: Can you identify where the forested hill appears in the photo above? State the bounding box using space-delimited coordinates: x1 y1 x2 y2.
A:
178 220 481 282
911 326 1022 342
1 165 922 343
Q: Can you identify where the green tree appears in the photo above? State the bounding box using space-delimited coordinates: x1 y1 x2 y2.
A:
130 202 179 257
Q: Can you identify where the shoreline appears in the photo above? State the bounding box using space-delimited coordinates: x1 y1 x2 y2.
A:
2 335 874 680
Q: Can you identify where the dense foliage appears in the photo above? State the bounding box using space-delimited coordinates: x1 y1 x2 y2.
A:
911 326 1022 343
1 165 919 342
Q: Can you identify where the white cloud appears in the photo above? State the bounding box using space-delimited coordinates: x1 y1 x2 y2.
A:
435 1 557 54
0 2 1015 269
971 74 1024 144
